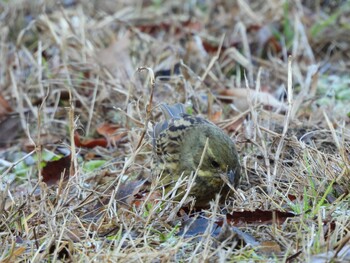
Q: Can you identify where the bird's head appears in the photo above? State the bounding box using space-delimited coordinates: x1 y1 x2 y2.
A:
179 122 241 188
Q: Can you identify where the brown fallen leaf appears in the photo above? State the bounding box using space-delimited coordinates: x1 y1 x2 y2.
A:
226 209 297 226
116 179 148 206
137 20 202 39
96 123 127 146
74 132 108 148
81 180 150 222
218 88 287 112
209 110 222 123
42 155 71 186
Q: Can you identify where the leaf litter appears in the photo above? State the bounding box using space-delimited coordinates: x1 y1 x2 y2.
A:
0 0 350 262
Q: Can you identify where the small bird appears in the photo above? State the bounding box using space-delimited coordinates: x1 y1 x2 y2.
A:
152 103 241 206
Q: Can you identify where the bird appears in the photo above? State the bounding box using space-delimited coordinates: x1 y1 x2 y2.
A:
151 103 241 206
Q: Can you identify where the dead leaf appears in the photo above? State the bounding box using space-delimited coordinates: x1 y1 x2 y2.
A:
225 118 245 133
74 132 108 148
116 179 148 206
178 213 259 247
42 155 71 186
226 209 297 226
178 215 222 238
81 180 149 222
96 123 127 146
218 88 287 112
209 110 222 123
74 124 127 149
137 20 202 38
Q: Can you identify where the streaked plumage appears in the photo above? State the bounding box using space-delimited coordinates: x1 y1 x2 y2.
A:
152 103 241 206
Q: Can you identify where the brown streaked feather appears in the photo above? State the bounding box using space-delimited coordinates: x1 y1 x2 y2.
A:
152 103 185 146
153 107 212 184
153 105 212 158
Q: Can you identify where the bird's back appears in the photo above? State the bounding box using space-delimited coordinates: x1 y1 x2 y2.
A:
152 103 212 158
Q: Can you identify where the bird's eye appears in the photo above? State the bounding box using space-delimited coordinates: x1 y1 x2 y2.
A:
211 160 220 168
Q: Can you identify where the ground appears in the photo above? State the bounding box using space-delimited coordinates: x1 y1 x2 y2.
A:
0 0 349 262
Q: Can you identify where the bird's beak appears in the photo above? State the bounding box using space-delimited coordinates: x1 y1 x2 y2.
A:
227 169 238 186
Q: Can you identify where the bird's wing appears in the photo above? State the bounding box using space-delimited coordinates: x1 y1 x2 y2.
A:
152 103 215 151
160 103 186 120
152 103 186 143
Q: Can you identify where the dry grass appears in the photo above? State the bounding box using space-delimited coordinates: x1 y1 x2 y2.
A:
0 0 350 262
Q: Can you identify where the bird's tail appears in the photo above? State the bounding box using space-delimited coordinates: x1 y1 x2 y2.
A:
159 103 185 120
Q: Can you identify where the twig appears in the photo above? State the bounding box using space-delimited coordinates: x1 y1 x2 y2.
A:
135 67 155 151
